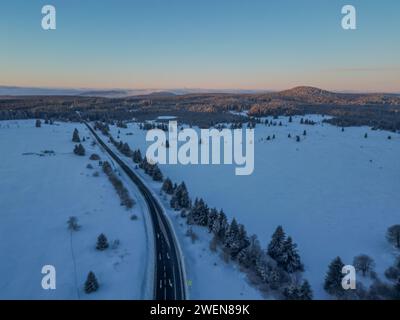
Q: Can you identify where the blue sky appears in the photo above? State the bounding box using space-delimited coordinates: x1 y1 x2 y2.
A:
1 0 399 92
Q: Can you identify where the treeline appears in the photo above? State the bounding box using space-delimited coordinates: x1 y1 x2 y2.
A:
159 178 311 299
102 161 135 209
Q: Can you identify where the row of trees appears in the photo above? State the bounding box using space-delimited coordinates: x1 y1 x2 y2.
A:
139 122 168 131
158 176 312 299
102 161 135 209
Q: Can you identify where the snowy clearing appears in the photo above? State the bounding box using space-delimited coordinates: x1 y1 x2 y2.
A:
0 120 149 299
108 115 400 299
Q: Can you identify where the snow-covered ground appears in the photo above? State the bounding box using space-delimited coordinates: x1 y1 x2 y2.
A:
1 115 399 300
108 115 400 299
0 120 149 299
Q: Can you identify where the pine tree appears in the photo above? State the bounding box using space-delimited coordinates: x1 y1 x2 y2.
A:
224 219 249 259
299 280 313 300
324 256 345 296
73 144 86 156
207 208 219 233
162 178 174 194
280 236 304 273
211 210 229 243
296 135 300 142
289 116 293 123
170 182 191 210
303 130 307 136
267 226 286 262
364 133 368 139
72 128 80 143
237 234 262 269
35 119 41 128
96 233 109 250
152 166 163 181
283 284 301 300
187 198 209 226
386 225 400 249
84 271 99 294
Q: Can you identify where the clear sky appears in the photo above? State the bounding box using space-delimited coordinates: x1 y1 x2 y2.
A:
1 0 399 92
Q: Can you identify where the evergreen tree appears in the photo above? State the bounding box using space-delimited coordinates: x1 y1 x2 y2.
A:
132 149 143 163
267 226 286 262
289 116 293 123
211 210 229 242
162 178 174 194
386 225 400 249
280 236 304 273
324 256 345 296
237 234 262 269
296 135 300 142
187 198 209 226
96 233 109 251
72 128 80 143
84 271 99 294
303 130 307 136
170 182 191 210
283 284 301 300
364 133 368 139
299 280 313 300
73 144 86 156
207 208 219 233
35 119 41 128
152 166 163 181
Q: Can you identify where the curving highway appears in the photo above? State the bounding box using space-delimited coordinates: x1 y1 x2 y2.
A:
85 122 186 300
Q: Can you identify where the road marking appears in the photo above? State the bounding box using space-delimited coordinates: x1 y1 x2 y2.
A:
159 280 162 289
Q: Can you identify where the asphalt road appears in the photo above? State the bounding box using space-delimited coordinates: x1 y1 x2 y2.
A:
85 122 186 300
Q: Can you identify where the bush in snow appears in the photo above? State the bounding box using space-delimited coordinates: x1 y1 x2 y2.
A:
89 153 101 160
96 233 109 251
386 225 400 249
84 271 99 294
130 214 138 221
86 163 93 169
185 227 198 244
72 128 80 143
353 254 375 277
67 216 80 231
73 144 85 156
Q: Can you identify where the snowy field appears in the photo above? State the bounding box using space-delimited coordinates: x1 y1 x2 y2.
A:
0 120 150 299
1 116 399 300
108 115 400 299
